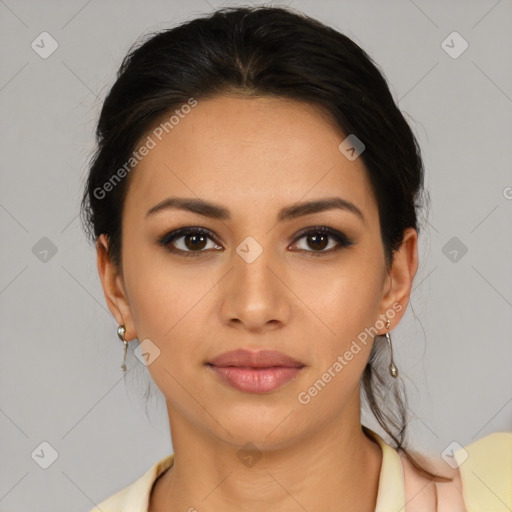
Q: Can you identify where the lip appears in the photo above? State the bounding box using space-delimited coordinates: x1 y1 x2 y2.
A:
207 349 304 368
206 349 305 393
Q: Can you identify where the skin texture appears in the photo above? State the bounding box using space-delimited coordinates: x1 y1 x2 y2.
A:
96 95 418 512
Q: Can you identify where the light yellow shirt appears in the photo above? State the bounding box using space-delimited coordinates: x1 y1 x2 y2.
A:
90 428 512 511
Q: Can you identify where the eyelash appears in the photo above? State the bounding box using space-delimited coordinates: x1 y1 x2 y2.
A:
157 225 354 258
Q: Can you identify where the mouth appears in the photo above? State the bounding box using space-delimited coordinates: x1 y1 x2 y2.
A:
206 349 305 393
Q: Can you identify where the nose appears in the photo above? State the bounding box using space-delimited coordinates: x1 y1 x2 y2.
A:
218 238 292 333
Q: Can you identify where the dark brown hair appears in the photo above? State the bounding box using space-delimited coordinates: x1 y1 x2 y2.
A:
80 5 450 482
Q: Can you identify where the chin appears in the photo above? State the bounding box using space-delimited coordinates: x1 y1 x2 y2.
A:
214 414 308 452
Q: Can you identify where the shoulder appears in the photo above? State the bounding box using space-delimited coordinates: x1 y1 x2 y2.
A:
401 432 512 512
455 431 512 511
89 485 133 512
400 451 466 512
88 454 174 512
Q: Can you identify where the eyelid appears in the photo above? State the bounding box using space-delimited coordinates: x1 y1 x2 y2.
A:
157 226 221 253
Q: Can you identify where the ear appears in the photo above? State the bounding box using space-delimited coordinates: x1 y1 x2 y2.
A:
376 227 418 334
96 234 137 341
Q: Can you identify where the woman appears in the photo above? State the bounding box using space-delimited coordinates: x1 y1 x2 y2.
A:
82 6 511 511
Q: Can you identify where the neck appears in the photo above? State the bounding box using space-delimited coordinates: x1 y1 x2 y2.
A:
150 394 382 512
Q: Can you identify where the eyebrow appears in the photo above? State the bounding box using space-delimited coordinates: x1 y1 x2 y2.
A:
146 196 366 225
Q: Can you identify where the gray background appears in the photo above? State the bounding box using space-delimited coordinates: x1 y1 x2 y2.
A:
1 0 511 510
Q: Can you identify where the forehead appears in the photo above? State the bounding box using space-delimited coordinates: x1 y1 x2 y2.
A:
124 94 377 223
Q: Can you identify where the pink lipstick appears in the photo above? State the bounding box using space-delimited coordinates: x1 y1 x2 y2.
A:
206 349 305 393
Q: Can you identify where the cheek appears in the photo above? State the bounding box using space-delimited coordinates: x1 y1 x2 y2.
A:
122 249 215 372
123 260 204 400
301 267 383 391
122 241 199 335
297 276 381 411
307 264 383 339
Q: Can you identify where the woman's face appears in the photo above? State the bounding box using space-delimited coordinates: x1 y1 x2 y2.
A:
98 94 417 449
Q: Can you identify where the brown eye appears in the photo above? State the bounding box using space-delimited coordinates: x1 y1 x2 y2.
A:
291 226 354 255
158 227 222 257
183 233 208 251
305 232 329 251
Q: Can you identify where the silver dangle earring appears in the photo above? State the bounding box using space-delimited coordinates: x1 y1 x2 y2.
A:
385 319 398 378
117 325 128 372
